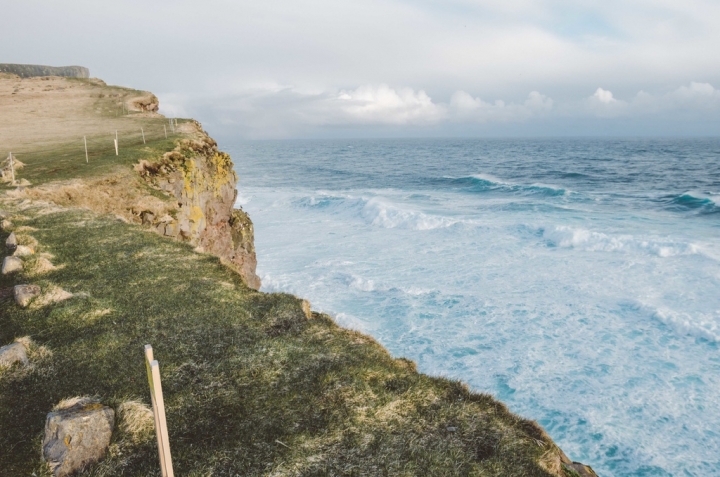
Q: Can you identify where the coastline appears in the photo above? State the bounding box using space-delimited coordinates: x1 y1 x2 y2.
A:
0 71 596 476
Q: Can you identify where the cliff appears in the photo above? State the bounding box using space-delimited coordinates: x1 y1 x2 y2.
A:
0 63 90 78
134 126 260 289
0 73 595 476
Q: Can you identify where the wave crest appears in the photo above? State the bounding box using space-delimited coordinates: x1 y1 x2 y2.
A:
543 225 702 257
668 191 720 214
446 174 570 197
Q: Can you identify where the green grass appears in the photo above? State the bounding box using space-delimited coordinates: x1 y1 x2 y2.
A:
8 124 182 186
0 204 565 476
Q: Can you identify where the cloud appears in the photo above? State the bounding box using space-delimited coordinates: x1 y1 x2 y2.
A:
333 85 446 124
449 90 553 122
577 82 720 119
593 88 617 104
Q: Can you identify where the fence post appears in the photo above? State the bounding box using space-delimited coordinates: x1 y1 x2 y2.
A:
114 130 119 156
84 136 89 163
164 125 167 139
141 128 146 144
9 153 15 184
144 345 174 477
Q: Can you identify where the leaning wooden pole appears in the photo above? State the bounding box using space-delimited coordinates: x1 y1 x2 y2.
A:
144 345 174 477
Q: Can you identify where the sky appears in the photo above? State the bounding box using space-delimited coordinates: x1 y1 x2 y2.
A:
3 0 720 138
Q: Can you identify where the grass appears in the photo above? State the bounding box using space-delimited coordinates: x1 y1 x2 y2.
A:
10 123 183 186
0 203 567 476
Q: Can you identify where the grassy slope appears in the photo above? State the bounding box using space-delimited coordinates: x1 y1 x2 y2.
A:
0 78 572 477
0 206 561 476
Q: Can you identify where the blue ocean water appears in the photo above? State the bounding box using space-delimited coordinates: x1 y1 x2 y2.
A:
225 138 720 476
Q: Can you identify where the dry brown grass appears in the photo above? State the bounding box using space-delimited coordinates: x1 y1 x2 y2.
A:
32 284 73 308
21 172 173 225
117 400 154 443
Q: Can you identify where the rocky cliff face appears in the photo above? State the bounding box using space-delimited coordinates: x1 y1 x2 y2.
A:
135 123 261 289
0 64 90 78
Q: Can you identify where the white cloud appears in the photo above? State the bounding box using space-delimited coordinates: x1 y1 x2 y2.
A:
593 88 617 104
333 85 446 124
449 90 553 122
575 82 720 119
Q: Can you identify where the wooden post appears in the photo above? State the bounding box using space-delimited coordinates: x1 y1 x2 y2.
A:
164 125 167 139
84 136 89 163
144 345 174 477
170 118 175 134
115 131 119 156
141 128 146 144
9 153 15 184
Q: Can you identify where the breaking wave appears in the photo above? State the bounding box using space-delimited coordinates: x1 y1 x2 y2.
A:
543 225 703 257
443 174 570 197
667 191 720 214
294 193 459 230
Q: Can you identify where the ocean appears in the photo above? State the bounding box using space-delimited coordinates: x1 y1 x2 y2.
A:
225 138 720 476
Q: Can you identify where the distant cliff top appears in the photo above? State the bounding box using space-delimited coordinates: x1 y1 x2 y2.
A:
0 63 89 78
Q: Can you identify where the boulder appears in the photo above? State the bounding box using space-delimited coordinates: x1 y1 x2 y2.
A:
2 256 23 274
13 245 34 257
0 342 29 367
14 284 41 307
6 231 17 251
43 398 115 477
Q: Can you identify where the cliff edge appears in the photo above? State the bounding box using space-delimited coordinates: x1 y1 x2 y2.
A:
0 63 90 78
134 126 260 289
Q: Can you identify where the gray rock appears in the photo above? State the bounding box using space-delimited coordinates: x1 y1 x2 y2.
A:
0 342 29 367
43 399 115 477
13 245 33 257
164 221 179 237
2 256 23 275
14 284 41 307
6 231 18 252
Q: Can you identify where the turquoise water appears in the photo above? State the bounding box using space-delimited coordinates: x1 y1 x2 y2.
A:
225 138 720 476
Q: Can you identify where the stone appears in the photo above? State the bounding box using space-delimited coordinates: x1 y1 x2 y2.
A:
43 398 115 477
13 245 34 257
2 256 23 275
141 212 155 225
164 221 179 237
14 284 41 307
0 219 11 231
5 231 17 251
564 462 598 477
0 342 29 367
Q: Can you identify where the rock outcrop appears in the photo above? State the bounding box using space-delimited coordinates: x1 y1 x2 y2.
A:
0 64 89 78
135 126 260 289
43 398 114 477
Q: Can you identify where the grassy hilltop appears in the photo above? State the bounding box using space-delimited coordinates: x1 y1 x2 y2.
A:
0 74 591 476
